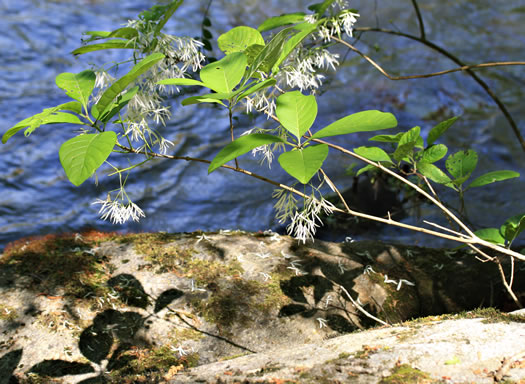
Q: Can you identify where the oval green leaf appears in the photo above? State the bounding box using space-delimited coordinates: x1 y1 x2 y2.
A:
445 150 478 186
421 144 448 163
55 70 96 109
200 52 247 93
3 111 84 144
468 170 520 189
218 26 265 54
278 144 328 184
369 132 404 143
237 78 277 100
428 116 459 146
354 146 392 163
276 91 317 141
310 110 397 140
59 132 117 186
418 162 455 189
208 134 285 173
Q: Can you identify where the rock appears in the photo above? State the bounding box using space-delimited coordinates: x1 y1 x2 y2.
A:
0 230 524 383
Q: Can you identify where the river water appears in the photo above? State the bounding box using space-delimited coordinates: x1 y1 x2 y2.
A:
1 0 524 249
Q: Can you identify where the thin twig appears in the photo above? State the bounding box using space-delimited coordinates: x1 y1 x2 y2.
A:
319 168 351 213
495 257 523 309
349 28 525 151
336 282 390 326
410 0 425 39
422 220 468 238
333 37 525 80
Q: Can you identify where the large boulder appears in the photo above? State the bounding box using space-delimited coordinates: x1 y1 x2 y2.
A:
0 230 523 383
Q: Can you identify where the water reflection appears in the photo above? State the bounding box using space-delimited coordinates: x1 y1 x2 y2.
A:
0 0 523 249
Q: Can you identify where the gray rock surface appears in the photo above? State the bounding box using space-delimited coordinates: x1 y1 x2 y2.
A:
0 230 524 383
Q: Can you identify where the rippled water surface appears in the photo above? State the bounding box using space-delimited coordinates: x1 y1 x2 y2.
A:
1 0 524 249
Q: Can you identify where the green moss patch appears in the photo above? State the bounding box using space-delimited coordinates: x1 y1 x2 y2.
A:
379 363 433 384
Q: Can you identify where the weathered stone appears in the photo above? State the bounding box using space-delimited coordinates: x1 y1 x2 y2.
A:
0 230 523 383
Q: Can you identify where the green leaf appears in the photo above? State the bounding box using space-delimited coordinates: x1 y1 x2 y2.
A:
181 92 234 106
95 52 164 119
157 78 208 88
59 132 117 186
2 110 84 144
468 170 520 189
276 91 317 141
200 52 247 93
421 144 448 163
353 146 392 163
427 116 459 146
245 27 295 81
417 162 455 189
273 22 319 72
244 44 265 66
278 144 329 184
474 228 506 245
501 213 525 243
72 40 135 55
258 12 306 32
392 127 422 162
309 0 337 15
55 70 96 110
356 164 377 177
237 78 277 100
92 86 139 122
310 111 397 140
445 150 478 186
217 26 265 54
399 126 424 148
208 133 285 173
154 0 183 35
369 132 404 143
55 101 83 114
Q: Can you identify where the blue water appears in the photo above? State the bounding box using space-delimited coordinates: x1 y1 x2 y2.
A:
1 0 524 249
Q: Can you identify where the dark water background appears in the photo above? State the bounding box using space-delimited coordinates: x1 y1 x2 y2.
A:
1 0 524 250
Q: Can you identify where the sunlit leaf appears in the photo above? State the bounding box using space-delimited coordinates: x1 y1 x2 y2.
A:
72 40 135 55
95 53 164 119
278 144 328 184
258 12 306 32
157 78 208 87
445 150 477 186
237 78 276 100
3 110 84 144
92 86 139 122
418 162 455 189
59 132 117 186
218 26 265 54
276 91 317 141
208 134 285 173
356 164 378 177
427 116 459 146
310 111 397 140
501 213 525 243
353 146 392 163
467 170 520 189
421 144 448 163
245 27 295 81
273 22 319 72
369 132 404 143
474 228 505 245
200 52 247 93
55 70 96 109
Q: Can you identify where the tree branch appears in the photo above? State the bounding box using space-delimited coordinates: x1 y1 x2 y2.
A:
351 27 525 152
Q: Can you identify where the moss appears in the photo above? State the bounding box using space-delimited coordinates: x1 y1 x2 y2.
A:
0 304 17 321
108 345 199 383
182 258 244 286
403 307 525 326
171 327 204 342
338 352 351 359
120 232 193 273
379 364 433 384
1 234 117 310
